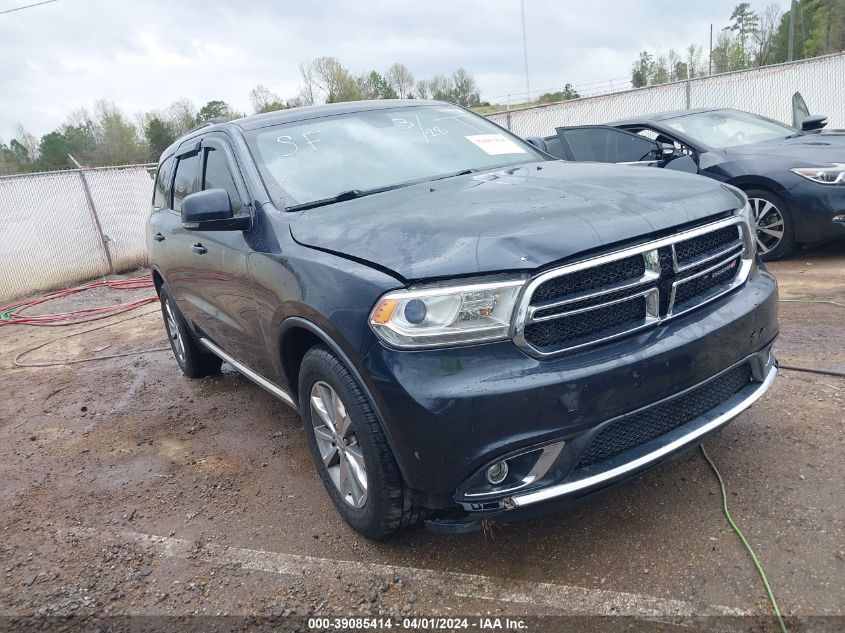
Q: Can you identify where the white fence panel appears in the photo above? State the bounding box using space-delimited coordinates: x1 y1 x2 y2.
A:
492 53 845 138
0 164 155 303
0 171 106 301
85 166 156 272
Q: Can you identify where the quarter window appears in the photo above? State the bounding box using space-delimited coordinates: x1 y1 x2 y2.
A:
202 142 243 213
172 152 200 212
152 156 174 209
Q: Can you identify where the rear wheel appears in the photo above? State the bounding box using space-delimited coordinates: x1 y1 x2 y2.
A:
159 285 222 378
746 188 794 261
298 344 424 539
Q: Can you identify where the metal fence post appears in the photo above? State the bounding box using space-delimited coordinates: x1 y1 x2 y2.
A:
506 95 512 131
68 154 115 276
685 78 692 109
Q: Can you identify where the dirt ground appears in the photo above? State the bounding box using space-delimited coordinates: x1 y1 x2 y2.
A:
0 244 843 632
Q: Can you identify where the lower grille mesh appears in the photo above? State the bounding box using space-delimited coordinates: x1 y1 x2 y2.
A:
524 298 645 351
576 363 752 468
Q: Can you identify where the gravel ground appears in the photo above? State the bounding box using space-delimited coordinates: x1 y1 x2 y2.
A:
0 246 843 632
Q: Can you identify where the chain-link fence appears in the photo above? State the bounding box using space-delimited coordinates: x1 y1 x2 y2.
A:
0 163 156 302
488 52 845 137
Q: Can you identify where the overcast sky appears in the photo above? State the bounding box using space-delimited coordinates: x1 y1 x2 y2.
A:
0 0 790 141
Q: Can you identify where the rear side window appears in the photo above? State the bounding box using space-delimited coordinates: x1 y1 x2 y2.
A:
202 142 243 213
152 156 174 209
172 153 199 212
559 127 658 163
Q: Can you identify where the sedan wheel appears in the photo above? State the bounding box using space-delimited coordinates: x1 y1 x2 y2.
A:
309 380 368 508
749 196 786 256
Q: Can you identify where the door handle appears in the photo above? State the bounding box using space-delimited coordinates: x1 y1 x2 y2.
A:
152 232 165 242
191 243 207 255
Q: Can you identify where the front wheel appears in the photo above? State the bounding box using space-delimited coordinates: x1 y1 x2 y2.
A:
298 345 424 539
746 189 794 261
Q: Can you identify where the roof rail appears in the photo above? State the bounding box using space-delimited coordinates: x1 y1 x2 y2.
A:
184 118 229 135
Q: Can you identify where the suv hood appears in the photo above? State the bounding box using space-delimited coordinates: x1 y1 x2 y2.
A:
289 161 743 281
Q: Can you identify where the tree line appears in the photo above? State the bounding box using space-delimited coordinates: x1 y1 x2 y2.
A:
0 59 485 175
631 0 845 88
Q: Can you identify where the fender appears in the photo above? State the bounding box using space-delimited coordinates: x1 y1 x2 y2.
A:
725 174 790 196
276 316 411 486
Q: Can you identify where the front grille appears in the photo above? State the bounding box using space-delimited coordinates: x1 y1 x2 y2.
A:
672 255 742 310
576 363 752 468
525 298 646 352
674 225 741 265
518 218 749 356
532 255 645 303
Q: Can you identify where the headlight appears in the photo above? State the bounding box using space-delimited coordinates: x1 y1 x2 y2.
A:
791 164 845 185
369 276 526 348
734 199 757 257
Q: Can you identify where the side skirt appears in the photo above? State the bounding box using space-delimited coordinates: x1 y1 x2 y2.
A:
199 338 298 412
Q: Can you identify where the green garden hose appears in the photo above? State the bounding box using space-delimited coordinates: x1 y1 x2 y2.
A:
701 445 789 633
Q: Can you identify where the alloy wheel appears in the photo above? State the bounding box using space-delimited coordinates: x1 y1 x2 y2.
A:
309 381 368 508
749 197 785 255
164 300 186 363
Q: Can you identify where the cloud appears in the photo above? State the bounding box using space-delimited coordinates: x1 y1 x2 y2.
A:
0 0 790 141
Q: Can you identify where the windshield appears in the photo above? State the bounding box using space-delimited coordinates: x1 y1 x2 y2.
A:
662 109 796 149
244 105 541 208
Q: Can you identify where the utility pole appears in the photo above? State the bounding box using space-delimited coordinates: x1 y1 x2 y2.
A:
787 0 796 61
709 24 713 75
521 0 530 102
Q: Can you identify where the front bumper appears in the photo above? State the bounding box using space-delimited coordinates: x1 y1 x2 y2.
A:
360 268 778 508
785 179 845 243
505 354 776 510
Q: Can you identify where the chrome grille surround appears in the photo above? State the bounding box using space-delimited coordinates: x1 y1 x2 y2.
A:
513 216 753 358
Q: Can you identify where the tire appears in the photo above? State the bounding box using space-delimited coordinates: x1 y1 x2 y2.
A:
159 285 222 378
746 188 795 261
298 345 424 539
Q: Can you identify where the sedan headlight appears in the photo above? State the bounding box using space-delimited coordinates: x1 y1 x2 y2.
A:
369 276 526 348
791 164 845 185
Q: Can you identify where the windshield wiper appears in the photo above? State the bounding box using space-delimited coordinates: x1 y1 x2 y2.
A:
286 185 401 212
428 168 477 182
285 170 479 212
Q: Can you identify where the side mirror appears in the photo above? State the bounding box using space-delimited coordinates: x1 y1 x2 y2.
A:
663 154 698 174
524 137 549 152
181 189 250 231
801 115 828 131
658 142 676 158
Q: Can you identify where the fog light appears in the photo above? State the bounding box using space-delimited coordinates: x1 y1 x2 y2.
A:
485 461 509 485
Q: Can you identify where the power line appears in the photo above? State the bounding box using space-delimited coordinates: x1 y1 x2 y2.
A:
0 0 58 16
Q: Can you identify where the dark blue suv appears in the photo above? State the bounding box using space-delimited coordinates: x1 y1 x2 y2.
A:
147 100 779 538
